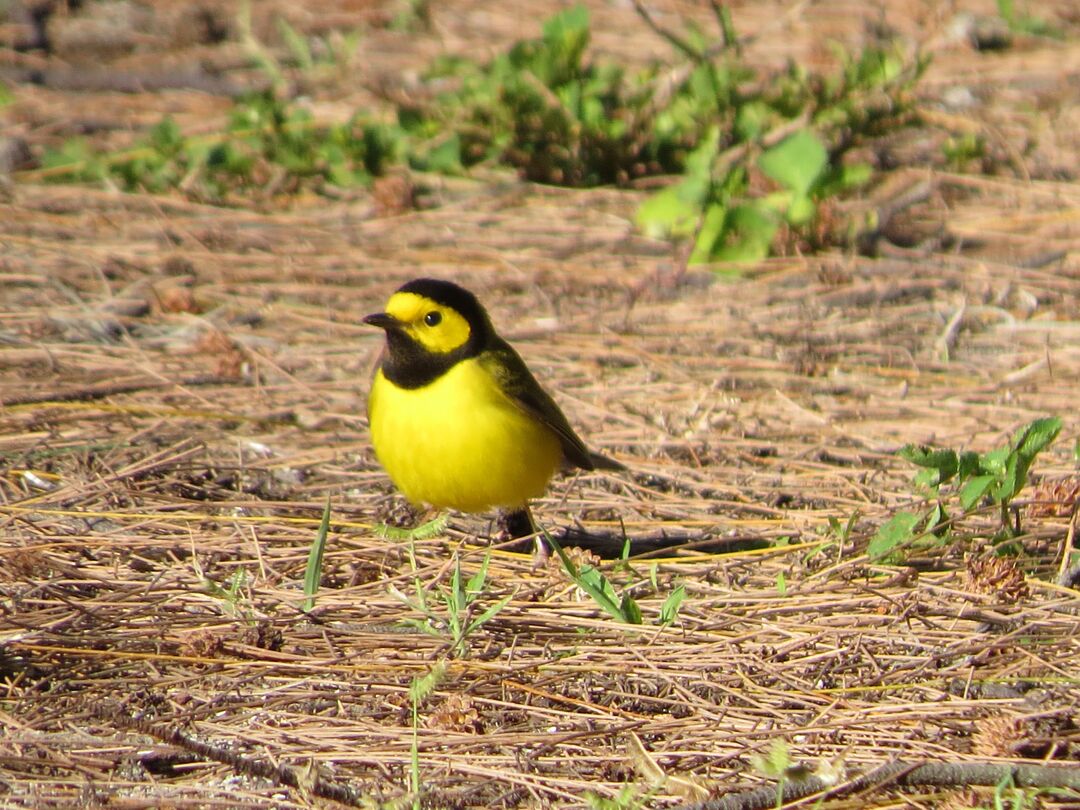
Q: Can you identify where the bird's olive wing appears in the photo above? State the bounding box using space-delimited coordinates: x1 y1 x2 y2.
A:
481 341 597 471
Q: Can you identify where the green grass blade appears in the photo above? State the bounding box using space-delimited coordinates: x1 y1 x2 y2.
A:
303 496 332 611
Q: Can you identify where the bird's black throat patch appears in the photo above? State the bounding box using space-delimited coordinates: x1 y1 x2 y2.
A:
380 329 472 389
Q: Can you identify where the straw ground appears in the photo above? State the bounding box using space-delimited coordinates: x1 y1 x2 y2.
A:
1 1 1079 807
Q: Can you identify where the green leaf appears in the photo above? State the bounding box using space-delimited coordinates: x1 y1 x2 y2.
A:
469 593 514 632
376 514 449 540
900 445 960 492
1014 416 1062 459
547 531 636 624
957 450 982 479
659 585 686 624
785 193 816 226
707 203 777 263
960 475 996 510
417 133 463 173
637 185 701 239
688 202 728 263
303 496 332 611
868 511 921 560
734 100 773 141
758 129 828 195
980 446 1010 476
899 444 959 474
465 552 490 595
619 593 643 625
637 126 724 240
542 4 589 49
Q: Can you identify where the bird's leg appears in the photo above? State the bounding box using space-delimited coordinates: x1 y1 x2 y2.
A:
497 506 550 566
499 507 537 540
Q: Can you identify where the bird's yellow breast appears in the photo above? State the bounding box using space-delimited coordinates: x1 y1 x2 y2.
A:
368 356 563 512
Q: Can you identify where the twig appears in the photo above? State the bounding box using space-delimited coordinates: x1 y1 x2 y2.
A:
631 0 705 61
0 375 234 408
101 708 365 807
671 759 1080 810
1056 504 1079 587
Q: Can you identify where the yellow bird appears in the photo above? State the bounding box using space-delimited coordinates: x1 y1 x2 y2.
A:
364 278 622 537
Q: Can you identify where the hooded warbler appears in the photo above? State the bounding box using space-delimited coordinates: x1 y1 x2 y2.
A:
364 278 622 537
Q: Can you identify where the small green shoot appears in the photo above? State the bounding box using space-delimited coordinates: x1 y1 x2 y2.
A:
546 530 642 624
659 585 686 625
547 531 686 626
408 662 447 809
996 0 1062 38
303 496 332 612
376 514 449 541
992 770 1040 810
585 785 649 810
750 739 797 809
943 132 987 171
823 510 860 555
395 549 512 657
199 568 256 624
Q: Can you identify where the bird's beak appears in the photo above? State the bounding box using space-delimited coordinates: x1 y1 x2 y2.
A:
362 312 401 331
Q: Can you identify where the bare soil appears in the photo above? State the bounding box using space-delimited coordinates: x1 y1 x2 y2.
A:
1 1 1079 807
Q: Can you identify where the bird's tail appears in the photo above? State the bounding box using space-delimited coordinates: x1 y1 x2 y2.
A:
587 450 626 472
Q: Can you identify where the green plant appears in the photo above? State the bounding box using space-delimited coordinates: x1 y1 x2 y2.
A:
637 26 923 266
750 739 799 809
546 531 685 626
585 784 649 810
996 0 1062 39
393 548 512 657
408 662 446 809
32 2 924 234
302 496 332 612
870 416 1062 561
991 771 1040 810
401 4 683 184
375 514 449 541
197 566 256 624
40 94 405 202
943 132 987 171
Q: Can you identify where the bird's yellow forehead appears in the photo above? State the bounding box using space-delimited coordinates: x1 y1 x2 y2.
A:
385 292 429 323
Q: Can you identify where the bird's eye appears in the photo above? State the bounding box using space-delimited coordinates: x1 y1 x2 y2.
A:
423 311 442 327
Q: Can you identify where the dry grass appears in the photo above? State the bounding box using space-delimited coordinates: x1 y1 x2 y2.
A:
2 1 1080 807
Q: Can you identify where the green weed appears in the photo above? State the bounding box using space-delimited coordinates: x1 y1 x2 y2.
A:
995 0 1063 39
302 496 332 612
393 547 512 657
408 662 446 809
40 94 403 202
585 784 649 810
546 530 684 626
870 416 1062 562
33 3 923 246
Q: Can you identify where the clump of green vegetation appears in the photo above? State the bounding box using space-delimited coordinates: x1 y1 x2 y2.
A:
995 0 1063 39
547 531 686 626
41 94 402 203
393 547 512 658
404 4 689 185
36 4 925 261
870 416 1062 562
943 131 988 172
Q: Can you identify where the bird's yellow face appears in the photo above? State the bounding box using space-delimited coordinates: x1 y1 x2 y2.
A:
383 291 472 355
